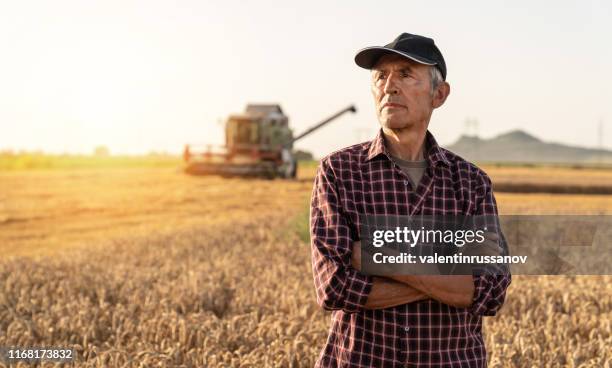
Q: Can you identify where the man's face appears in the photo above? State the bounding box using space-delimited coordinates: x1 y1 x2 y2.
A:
371 54 440 130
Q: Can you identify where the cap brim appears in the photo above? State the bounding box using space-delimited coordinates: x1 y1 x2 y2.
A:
354 47 437 69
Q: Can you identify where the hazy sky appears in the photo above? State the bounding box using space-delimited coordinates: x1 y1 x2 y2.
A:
1 0 610 158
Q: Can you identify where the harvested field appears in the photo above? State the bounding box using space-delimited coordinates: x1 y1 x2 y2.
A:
485 165 612 195
0 167 313 258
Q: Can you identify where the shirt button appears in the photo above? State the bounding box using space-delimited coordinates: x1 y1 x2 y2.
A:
404 327 410 332
404 180 410 186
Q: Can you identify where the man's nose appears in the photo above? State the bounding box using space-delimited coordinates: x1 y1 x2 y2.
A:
383 74 399 95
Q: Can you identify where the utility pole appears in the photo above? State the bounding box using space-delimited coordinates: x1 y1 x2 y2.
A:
463 117 480 160
464 117 479 137
597 118 604 164
598 118 603 150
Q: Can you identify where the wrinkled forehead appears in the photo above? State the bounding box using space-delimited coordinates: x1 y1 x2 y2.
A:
371 53 422 72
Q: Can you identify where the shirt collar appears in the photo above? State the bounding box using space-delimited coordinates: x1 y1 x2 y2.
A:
365 128 451 167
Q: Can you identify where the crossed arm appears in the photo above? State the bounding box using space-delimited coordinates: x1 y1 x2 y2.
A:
351 241 479 309
313 238 501 311
363 276 430 309
351 242 486 309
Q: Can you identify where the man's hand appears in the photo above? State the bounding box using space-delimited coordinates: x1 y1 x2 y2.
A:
365 277 430 309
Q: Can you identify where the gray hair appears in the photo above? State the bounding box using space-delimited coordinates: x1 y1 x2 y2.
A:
429 66 444 95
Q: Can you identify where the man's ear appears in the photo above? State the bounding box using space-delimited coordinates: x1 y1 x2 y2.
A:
432 82 450 109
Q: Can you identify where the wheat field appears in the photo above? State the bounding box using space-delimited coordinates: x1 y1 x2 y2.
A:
0 164 611 367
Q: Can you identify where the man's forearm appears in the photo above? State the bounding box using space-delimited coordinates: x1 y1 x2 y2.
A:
353 237 502 309
352 241 475 308
388 275 474 308
364 276 429 309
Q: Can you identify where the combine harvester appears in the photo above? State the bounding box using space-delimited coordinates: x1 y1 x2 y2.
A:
183 104 356 178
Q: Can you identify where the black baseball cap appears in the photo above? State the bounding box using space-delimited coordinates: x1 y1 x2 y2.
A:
354 33 447 80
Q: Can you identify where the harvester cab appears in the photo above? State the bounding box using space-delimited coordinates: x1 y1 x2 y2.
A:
183 104 356 178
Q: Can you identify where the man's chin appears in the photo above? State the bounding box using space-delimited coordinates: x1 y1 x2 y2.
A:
380 120 413 130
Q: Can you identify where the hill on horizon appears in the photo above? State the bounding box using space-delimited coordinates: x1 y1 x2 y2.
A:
446 129 612 164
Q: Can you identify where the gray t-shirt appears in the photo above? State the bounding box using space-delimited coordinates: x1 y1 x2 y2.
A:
390 155 428 189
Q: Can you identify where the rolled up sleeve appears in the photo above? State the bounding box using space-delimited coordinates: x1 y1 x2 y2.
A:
310 160 373 313
469 173 512 316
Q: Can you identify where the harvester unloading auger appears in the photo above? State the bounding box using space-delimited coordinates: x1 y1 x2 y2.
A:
183 104 357 178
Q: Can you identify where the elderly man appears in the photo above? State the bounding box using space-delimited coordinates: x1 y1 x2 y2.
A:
310 33 512 367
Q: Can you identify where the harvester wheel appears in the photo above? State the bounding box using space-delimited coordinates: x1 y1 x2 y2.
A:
290 160 298 179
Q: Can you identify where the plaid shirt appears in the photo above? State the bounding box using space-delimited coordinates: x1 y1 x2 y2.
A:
310 129 511 367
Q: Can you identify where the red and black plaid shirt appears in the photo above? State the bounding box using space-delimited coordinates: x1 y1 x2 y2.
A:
310 129 512 367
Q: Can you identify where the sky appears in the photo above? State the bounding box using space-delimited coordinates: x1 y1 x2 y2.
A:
0 0 610 158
